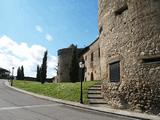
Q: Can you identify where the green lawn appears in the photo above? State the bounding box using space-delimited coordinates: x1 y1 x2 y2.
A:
13 80 100 104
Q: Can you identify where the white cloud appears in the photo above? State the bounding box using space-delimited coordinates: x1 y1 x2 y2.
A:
35 25 54 42
0 35 57 78
35 25 43 33
45 33 53 42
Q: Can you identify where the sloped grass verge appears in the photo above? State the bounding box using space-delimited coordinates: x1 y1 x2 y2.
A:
13 80 99 104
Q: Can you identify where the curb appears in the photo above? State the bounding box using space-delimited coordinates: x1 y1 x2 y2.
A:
5 81 160 120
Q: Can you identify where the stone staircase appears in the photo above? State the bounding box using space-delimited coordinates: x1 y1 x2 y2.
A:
88 84 107 107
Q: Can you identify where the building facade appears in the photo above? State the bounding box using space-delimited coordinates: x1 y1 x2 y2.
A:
57 0 160 112
83 38 101 81
0 67 10 79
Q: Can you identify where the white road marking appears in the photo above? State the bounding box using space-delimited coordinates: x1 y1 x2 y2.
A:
0 104 59 111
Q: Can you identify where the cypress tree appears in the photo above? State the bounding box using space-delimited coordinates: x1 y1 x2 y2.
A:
16 67 21 80
16 66 24 80
41 51 48 84
36 65 41 82
16 67 19 80
70 46 79 82
21 66 24 80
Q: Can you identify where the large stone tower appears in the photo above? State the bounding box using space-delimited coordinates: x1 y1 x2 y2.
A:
99 0 160 112
57 44 83 82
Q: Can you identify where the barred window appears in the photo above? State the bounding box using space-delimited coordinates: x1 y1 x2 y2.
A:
109 61 120 82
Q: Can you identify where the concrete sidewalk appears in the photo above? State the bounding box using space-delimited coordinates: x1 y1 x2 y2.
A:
5 81 160 120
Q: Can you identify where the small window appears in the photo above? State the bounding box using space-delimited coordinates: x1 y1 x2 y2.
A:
85 56 87 60
85 67 87 72
90 72 94 81
115 3 128 16
109 61 120 82
142 57 160 64
98 48 100 58
99 26 103 34
91 52 94 61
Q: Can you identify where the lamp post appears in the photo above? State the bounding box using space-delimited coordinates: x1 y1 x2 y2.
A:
79 60 85 104
11 67 14 86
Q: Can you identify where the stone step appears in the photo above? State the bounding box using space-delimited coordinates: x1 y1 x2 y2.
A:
88 87 101 91
88 90 101 94
89 99 107 104
88 94 103 99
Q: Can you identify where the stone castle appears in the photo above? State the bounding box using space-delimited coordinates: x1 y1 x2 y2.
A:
57 44 84 82
57 0 160 113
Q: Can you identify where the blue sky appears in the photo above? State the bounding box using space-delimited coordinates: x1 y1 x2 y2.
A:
0 0 98 55
0 0 98 77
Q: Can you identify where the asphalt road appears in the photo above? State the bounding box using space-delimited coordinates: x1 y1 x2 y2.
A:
0 80 141 120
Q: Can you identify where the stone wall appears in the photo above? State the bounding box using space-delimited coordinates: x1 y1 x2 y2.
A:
99 0 160 113
57 0 160 113
83 38 101 81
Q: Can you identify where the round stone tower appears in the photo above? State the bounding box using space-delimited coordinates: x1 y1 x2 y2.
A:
57 44 81 83
99 0 160 112
57 45 75 82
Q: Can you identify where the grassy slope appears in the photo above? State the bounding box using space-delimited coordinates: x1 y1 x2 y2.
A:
13 80 99 104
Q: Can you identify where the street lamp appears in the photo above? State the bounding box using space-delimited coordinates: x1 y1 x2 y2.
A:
79 60 85 104
11 67 14 86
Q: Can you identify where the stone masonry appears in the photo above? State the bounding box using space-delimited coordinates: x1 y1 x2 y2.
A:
83 37 101 81
57 0 160 113
99 0 160 113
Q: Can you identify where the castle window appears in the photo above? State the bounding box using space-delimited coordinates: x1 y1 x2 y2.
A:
114 3 128 16
91 52 94 61
85 67 87 72
142 56 160 64
90 72 94 81
98 48 100 58
99 26 103 34
85 56 87 60
109 61 120 82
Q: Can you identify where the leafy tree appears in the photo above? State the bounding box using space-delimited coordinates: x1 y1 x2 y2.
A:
40 51 48 84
